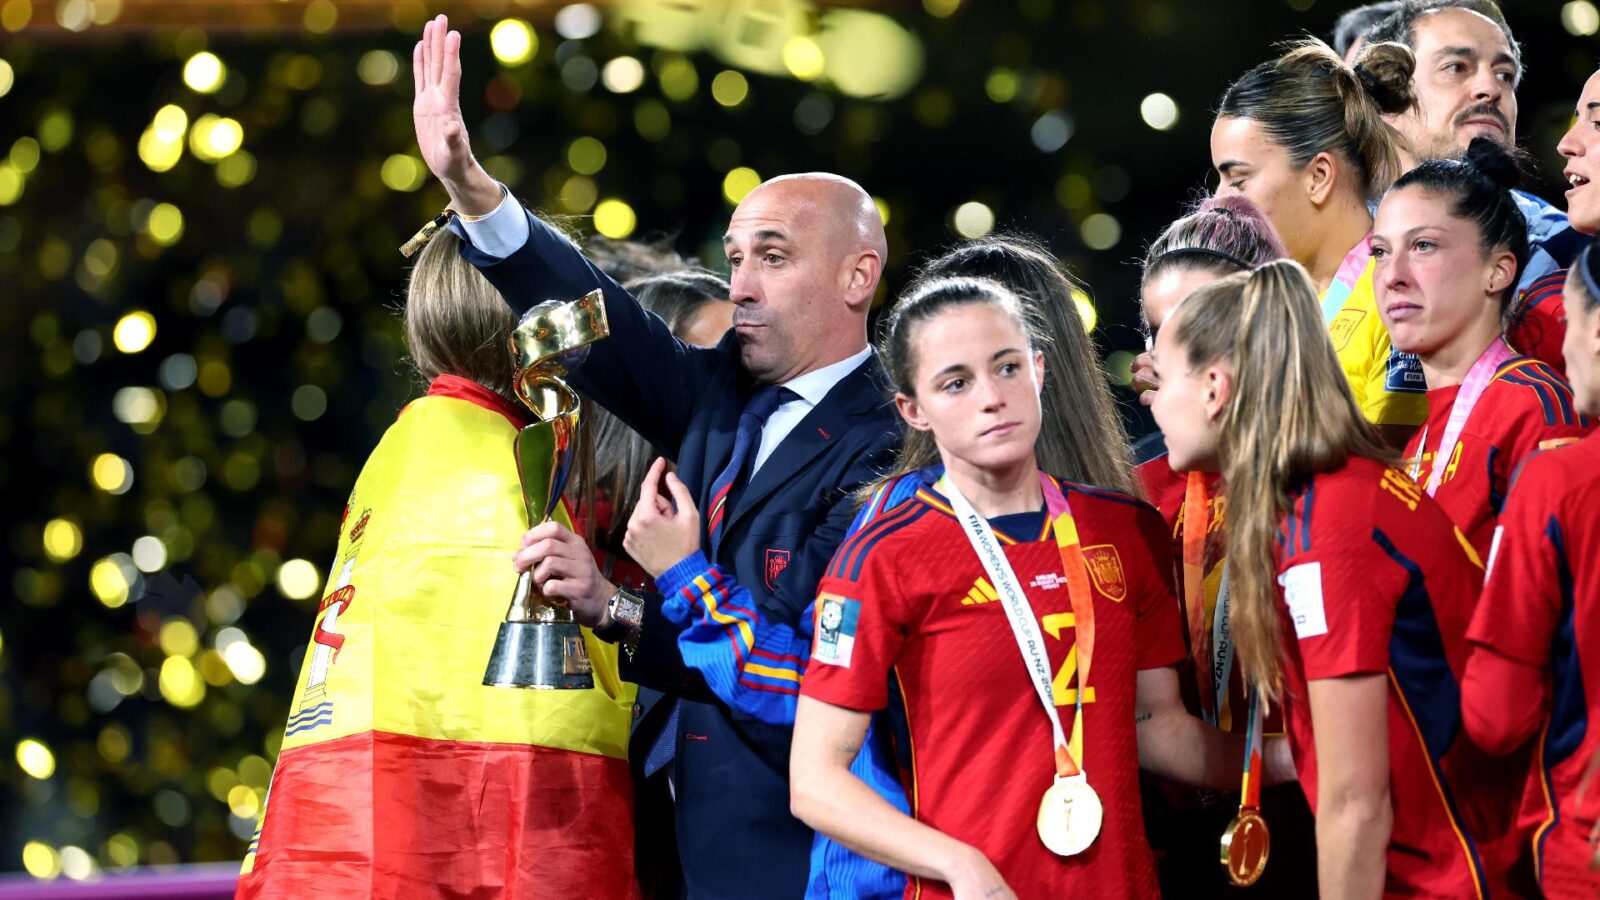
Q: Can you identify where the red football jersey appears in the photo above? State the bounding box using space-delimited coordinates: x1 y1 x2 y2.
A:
1404 357 1591 562
1272 456 1489 898
1507 269 1569 377
1468 435 1600 899
802 472 1186 900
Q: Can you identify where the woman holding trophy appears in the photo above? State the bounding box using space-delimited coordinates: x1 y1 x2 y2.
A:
238 230 639 899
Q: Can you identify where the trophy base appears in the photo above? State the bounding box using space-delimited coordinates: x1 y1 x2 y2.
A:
483 621 594 690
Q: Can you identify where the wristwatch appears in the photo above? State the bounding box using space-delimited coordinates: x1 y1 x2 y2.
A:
595 586 644 644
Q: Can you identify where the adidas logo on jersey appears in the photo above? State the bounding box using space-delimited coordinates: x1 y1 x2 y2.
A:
961 572 1063 606
960 577 998 606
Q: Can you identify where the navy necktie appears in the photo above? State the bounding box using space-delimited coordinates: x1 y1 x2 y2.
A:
704 385 793 556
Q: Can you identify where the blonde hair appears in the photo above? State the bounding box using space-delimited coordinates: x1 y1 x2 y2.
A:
402 230 518 399
1166 260 1393 700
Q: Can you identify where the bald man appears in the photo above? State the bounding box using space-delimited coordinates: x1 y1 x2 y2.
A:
413 17 900 898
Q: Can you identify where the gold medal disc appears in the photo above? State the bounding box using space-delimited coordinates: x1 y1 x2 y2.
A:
1219 809 1271 887
1036 776 1103 857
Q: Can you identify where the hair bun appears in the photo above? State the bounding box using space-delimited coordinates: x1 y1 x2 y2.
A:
1462 136 1522 190
1351 41 1416 116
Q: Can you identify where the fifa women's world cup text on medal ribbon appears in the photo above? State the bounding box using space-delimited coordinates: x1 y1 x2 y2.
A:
941 472 1103 857
1218 688 1271 886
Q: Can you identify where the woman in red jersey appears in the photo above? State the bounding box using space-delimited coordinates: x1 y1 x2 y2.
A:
1373 137 1592 563
1150 260 1489 899
779 277 1291 899
1463 237 1600 899
1129 197 1320 897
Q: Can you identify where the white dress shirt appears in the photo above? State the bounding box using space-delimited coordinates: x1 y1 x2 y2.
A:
752 346 873 475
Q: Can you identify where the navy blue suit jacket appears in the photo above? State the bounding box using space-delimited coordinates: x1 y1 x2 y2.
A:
460 208 901 899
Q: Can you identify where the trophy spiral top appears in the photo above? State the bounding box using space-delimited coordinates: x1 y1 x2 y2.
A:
510 289 609 422
511 289 610 376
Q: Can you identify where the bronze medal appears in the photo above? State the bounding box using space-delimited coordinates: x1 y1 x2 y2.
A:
1219 808 1271 887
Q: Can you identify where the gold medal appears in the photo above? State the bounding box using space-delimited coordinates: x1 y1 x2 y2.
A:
1036 775 1103 857
1219 808 1271 886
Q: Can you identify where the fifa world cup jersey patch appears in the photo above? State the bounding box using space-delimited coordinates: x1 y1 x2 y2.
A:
1385 350 1427 394
1279 563 1328 639
813 594 862 667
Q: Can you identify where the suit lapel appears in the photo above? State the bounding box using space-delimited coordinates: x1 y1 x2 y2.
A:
722 355 892 534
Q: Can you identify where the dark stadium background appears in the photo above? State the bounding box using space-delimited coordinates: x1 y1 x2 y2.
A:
0 0 1585 879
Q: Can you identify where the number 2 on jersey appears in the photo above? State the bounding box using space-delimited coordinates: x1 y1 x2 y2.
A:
1042 612 1096 706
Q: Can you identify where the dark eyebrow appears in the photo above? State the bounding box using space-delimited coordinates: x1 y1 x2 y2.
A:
929 348 1023 381
1586 101 1600 113
1217 160 1245 176
1434 45 1478 62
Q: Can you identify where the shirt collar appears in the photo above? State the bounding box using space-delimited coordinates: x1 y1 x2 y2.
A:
777 345 873 407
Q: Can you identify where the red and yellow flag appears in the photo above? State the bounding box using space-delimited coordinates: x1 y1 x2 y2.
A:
238 385 639 899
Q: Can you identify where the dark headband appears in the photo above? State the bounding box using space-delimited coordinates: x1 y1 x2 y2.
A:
1582 243 1600 307
1151 247 1251 272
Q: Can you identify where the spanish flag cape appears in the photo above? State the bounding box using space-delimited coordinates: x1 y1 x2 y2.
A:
238 375 639 899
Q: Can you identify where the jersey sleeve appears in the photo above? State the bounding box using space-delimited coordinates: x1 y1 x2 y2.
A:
800 530 917 713
1489 368 1591 517
1507 270 1570 375
1129 504 1187 670
659 479 920 725
1468 456 1565 668
1282 492 1400 680
657 551 813 724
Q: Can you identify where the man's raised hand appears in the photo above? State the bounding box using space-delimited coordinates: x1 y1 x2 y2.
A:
412 14 500 215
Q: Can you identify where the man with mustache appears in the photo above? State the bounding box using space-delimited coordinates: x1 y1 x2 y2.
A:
411 16 900 898
1367 0 1586 293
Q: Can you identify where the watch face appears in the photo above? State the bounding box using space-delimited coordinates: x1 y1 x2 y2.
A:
611 592 644 628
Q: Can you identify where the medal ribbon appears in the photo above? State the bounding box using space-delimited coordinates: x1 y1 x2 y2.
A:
940 472 1095 779
1181 473 1216 721
1210 565 1236 731
1237 688 1264 812
1319 236 1372 325
1410 338 1518 496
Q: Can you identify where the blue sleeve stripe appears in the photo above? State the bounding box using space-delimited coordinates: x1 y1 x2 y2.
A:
828 496 924 581
1514 364 1581 427
1500 373 1563 426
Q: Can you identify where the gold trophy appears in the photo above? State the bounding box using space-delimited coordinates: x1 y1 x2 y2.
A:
484 289 609 690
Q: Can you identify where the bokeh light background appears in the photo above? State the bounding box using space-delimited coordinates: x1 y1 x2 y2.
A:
0 0 1589 881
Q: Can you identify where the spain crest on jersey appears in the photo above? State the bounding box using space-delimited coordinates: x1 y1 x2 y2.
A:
1081 545 1127 602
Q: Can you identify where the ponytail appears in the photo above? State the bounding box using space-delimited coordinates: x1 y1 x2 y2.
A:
1220 39 1416 199
1166 259 1393 699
